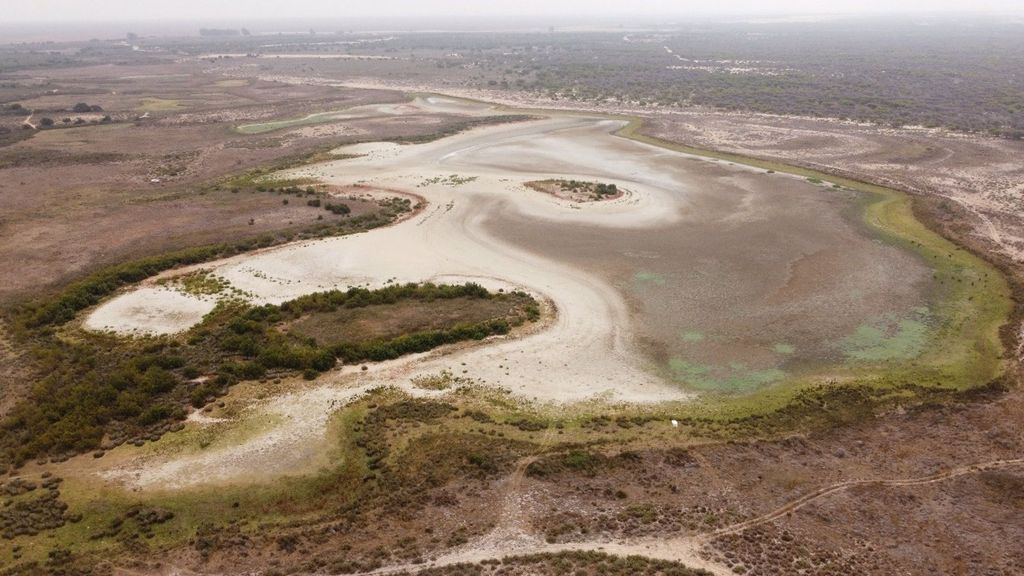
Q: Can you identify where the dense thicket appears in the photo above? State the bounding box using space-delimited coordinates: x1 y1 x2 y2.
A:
385 18 1024 137
2 278 535 471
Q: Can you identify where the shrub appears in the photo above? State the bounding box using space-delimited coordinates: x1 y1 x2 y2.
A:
324 202 351 215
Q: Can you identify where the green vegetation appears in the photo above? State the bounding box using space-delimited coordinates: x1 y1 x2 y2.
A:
390 114 536 144
841 311 930 362
527 450 607 478
668 359 787 393
0 283 537 471
0 391 540 570
407 550 713 575
1 476 72 541
157 270 233 297
411 370 471 391
419 174 479 187
136 97 183 112
0 373 1008 571
71 103 102 113
527 179 620 201
0 85 1017 572
323 201 351 215
288 291 538 351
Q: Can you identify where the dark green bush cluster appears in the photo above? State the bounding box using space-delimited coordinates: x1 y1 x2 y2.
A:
1 282 537 470
407 550 711 575
357 399 457 471
324 202 351 215
333 319 511 363
527 450 603 478
0 337 191 467
194 283 519 400
71 102 102 113
377 196 414 215
204 283 518 376
255 281 493 319
507 417 547 432
549 179 618 198
251 183 316 195
1 478 73 540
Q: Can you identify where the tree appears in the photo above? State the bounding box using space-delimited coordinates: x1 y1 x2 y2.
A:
39 117 55 127
72 103 92 113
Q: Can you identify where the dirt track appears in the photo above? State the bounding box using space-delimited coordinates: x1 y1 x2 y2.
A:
359 457 1024 576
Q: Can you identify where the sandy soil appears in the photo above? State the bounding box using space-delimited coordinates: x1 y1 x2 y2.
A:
102 384 375 490
83 286 218 335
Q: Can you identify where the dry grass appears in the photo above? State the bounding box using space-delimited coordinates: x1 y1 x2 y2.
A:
286 294 534 346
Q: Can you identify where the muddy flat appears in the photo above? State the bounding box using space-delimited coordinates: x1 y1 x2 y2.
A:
87 99 932 403
478 122 930 390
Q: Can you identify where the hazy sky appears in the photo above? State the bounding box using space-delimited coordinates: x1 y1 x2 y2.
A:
6 0 1024 22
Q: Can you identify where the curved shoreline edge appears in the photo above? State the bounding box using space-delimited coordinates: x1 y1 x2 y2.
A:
14 90 1015 422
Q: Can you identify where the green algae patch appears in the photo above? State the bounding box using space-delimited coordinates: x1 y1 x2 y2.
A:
669 358 787 393
634 271 667 286
841 313 929 362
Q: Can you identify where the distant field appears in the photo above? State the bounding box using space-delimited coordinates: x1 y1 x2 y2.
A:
136 97 184 111
192 17 1024 138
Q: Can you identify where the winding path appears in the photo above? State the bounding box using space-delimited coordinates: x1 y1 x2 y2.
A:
358 457 1024 576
